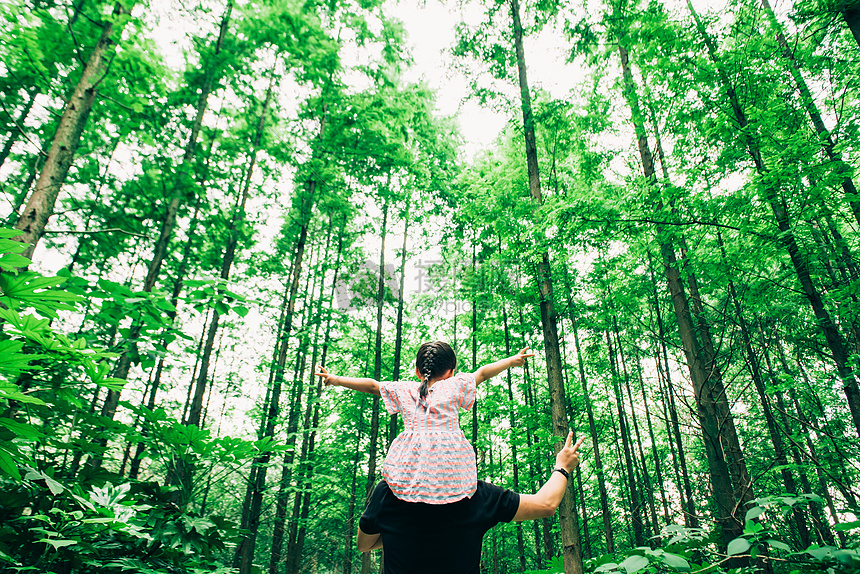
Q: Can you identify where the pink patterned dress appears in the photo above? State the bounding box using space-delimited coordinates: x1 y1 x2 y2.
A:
379 372 478 504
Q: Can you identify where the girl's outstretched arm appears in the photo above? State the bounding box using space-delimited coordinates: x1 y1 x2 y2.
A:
473 347 536 384
315 367 381 396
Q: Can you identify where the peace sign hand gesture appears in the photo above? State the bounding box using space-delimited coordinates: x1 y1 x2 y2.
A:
509 347 536 367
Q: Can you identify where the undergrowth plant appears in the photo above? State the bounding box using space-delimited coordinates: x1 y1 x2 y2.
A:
0 228 259 573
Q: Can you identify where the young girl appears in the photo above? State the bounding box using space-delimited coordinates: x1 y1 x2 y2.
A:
315 341 534 504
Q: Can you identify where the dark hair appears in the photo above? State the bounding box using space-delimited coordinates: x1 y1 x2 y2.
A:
416 341 457 400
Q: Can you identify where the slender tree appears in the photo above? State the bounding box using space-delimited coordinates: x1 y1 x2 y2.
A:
13 2 135 260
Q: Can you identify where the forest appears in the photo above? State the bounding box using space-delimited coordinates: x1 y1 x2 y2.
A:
1 0 860 572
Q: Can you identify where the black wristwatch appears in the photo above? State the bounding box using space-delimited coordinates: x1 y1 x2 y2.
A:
553 467 570 479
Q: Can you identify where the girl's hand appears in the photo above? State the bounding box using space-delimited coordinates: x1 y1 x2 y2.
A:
315 366 337 387
510 347 536 367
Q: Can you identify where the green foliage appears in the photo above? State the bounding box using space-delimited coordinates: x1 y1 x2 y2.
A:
0 473 236 573
183 278 249 318
0 236 128 479
0 231 254 572
574 499 860 574
125 402 275 502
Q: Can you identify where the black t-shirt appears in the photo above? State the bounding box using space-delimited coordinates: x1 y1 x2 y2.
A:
358 480 520 574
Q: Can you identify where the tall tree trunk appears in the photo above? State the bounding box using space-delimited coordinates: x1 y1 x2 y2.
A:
575 466 591 559
272 224 330 574
280 218 330 574
517 302 545 569
785 385 845 546
388 198 410 447
720 232 811 546
13 2 132 260
361 196 388 574
688 0 860 440
570 315 613 552
500 290 527 572
680 238 751 505
760 0 860 229
616 328 658 539
187 62 276 429
809 214 860 355
509 0 581 568
233 198 313 574
635 355 670 526
618 39 746 548
169 64 277 504
240 105 329 554
841 3 860 48
99 1 234 423
605 327 644 546
788 345 860 511
822 208 860 279
280 342 312 571
285 218 346 574
641 99 695 529
128 190 207 479
647 253 697 527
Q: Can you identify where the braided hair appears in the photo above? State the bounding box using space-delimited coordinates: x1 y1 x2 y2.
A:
416 341 457 400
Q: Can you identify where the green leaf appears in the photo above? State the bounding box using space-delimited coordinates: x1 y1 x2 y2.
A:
153 297 177 313
97 279 135 298
40 539 77 550
0 228 22 239
0 253 32 271
620 555 649 573
44 475 64 495
96 377 127 391
805 546 835 560
0 418 43 440
183 515 215 533
0 340 40 374
0 548 19 564
23 468 64 494
0 388 46 405
727 538 751 556
834 520 860 532
661 552 690 571
0 448 21 479
745 506 764 522
766 539 791 552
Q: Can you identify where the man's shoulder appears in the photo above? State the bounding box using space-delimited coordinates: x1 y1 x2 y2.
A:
474 480 514 497
372 480 393 498
473 480 520 520
364 480 394 513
